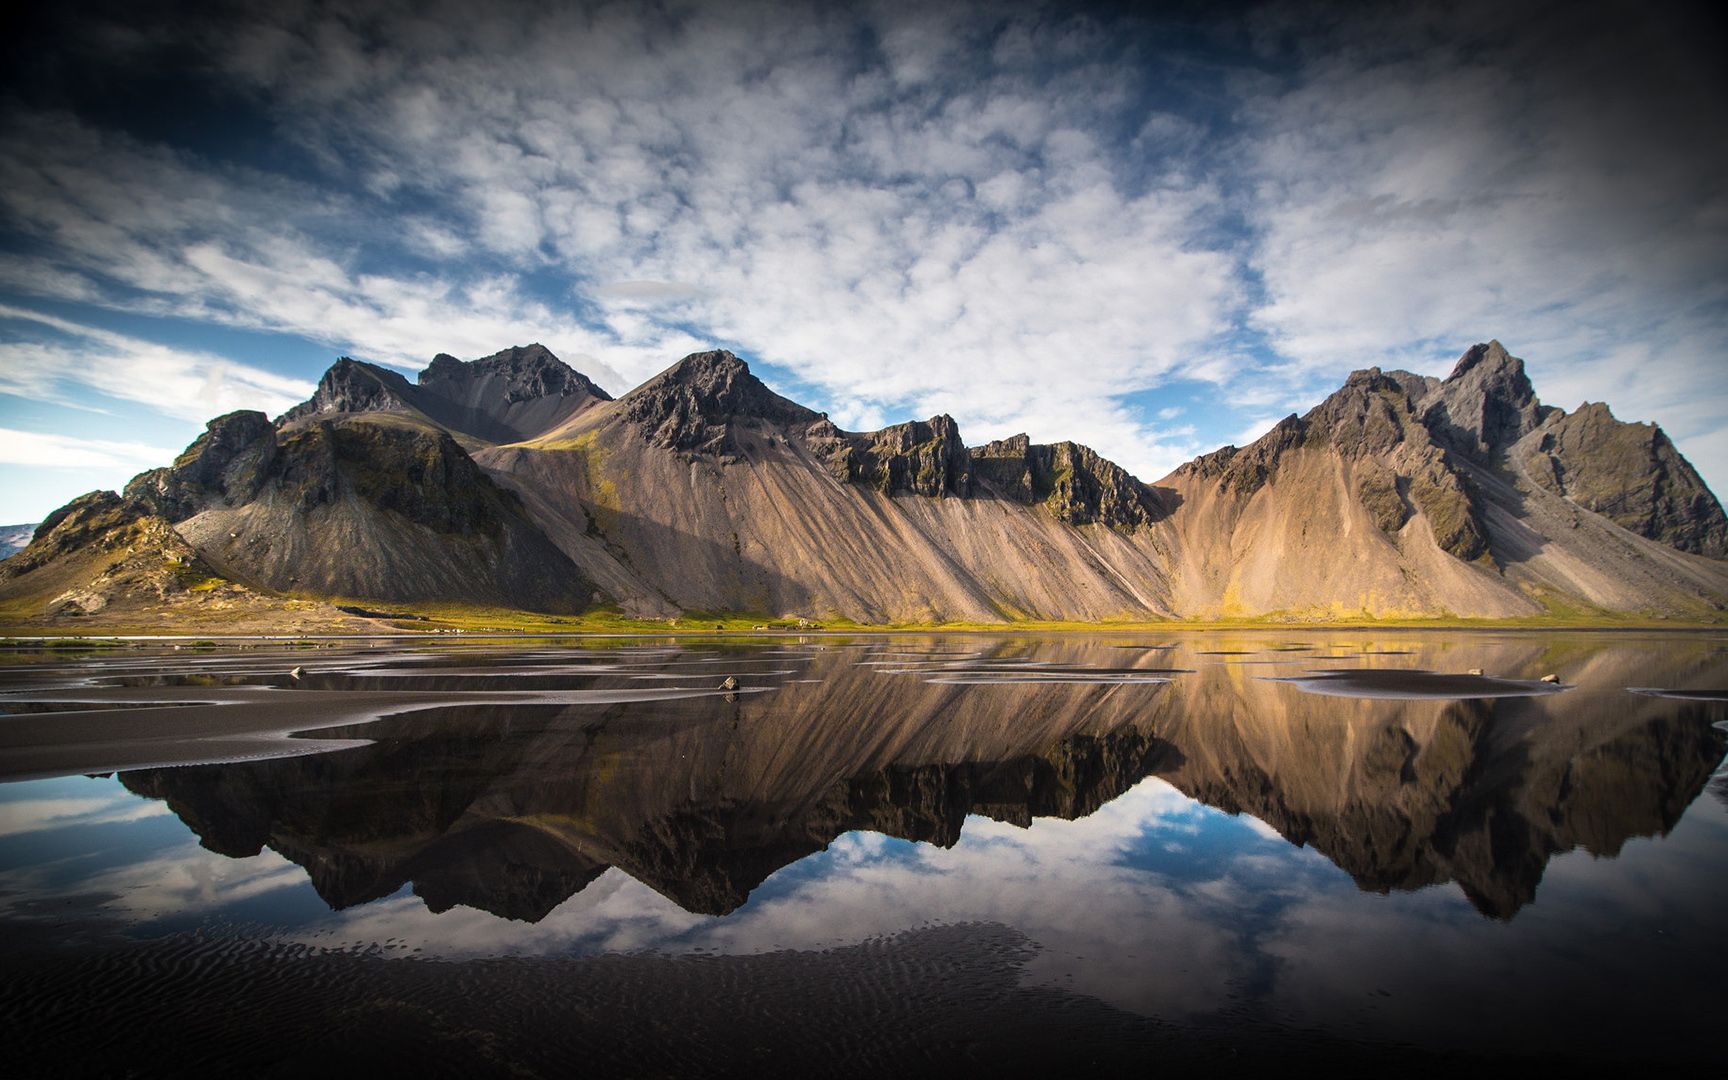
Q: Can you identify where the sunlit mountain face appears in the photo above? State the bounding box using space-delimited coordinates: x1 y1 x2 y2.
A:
3 632 1725 1073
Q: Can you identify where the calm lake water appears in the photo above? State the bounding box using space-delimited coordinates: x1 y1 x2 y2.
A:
2 631 1725 1076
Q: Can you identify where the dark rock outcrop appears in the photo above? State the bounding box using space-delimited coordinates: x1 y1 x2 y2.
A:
421 344 610 406
179 416 595 610
126 410 520 538
1406 459 1488 560
1305 368 1424 457
276 421 515 535
1027 441 1162 527
1173 414 1307 497
1421 341 1554 464
619 350 819 455
1519 403 1728 557
125 410 277 522
814 415 973 497
1304 369 1491 559
972 435 1162 526
278 357 416 424
414 344 611 444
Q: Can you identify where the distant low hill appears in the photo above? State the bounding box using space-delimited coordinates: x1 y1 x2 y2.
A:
3 339 1725 628
0 525 36 560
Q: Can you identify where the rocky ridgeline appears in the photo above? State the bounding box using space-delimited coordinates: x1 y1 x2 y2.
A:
608 350 1163 526
0 490 246 617
421 343 611 406
803 421 1163 526
808 415 972 497
279 357 414 423
1172 341 1727 561
1520 402 1728 557
126 410 514 537
282 345 609 445
4 338 1724 625
971 436 1163 527
619 349 819 455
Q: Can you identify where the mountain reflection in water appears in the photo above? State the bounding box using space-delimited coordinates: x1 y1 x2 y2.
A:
5 632 1728 1074
84 634 1728 923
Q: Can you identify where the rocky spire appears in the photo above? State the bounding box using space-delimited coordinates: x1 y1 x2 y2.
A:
1419 340 1553 464
278 357 416 424
1521 402 1728 557
418 343 612 404
618 350 818 454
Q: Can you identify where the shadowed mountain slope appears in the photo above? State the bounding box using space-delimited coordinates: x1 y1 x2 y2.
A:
281 344 610 447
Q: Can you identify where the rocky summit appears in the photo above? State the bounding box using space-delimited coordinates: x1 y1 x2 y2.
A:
3 340 1726 627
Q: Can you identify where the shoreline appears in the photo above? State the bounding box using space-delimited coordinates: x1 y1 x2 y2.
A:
4 620 1726 643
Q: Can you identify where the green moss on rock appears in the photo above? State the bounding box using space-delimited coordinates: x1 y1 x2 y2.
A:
1356 467 1410 533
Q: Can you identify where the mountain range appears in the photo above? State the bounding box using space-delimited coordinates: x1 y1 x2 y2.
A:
3 340 1726 627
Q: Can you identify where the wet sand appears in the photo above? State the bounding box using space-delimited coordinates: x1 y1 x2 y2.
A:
0 922 1656 1079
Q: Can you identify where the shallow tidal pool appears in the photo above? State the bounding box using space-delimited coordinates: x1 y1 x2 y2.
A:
2 630 1725 1076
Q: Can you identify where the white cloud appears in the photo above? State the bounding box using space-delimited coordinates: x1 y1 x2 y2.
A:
0 0 1721 498
0 428 178 470
0 1 1240 479
1237 1 1728 492
1232 416 1280 448
0 795 171 837
0 305 314 421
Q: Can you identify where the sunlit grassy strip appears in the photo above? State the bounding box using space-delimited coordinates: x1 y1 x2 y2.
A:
2 590 1724 640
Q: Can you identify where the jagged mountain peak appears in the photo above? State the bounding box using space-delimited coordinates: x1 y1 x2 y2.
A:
1447 339 1524 382
1422 340 1551 463
278 346 610 445
619 348 819 454
279 357 415 424
419 343 613 404
1519 398 1728 556
645 349 807 415
665 347 748 378
1304 367 1433 458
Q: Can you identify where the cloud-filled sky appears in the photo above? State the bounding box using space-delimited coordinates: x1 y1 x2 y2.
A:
0 0 1723 521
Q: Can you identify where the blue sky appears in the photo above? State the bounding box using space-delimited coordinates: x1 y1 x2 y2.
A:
1 0 1724 523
